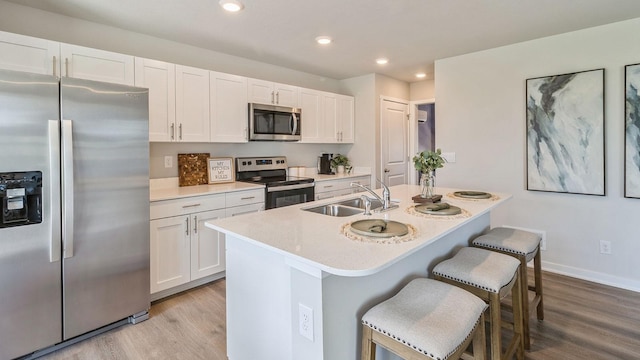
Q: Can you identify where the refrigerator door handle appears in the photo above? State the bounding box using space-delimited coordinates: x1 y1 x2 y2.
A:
62 119 75 259
49 120 62 263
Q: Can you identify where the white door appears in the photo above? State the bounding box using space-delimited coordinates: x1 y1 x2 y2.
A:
299 88 324 143
176 65 210 142
380 98 409 186
190 210 226 280
247 78 275 105
337 95 355 143
210 71 248 142
60 43 134 85
135 58 176 142
150 216 191 293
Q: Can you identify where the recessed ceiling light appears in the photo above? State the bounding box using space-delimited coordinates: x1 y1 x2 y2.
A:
219 0 244 12
416 73 427 78
376 58 389 65
315 36 332 45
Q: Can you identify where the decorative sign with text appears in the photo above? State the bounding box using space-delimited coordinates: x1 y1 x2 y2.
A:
207 157 235 184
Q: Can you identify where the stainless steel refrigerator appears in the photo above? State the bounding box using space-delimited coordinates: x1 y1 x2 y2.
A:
0 69 150 359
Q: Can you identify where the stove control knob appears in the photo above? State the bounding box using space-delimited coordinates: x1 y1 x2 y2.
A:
248 161 252 165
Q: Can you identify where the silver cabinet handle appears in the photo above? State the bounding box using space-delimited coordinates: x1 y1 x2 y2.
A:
193 215 198 234
240 196 255 200
52 56 57 78
65 58 69 77
186 216 190 236
271 91 275 104
276 91 280 104
171 123 175 140
182 203 201 208
62 120 74 259
244 127 248 140
49 120 61 263
324 185 333 188
336 132 339 141
179 123 183 140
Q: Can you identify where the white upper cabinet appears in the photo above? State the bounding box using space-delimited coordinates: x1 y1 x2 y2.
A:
337 94 355 143
248 78 298 107
60 43 134 85
0 31 59 75
135 58 176 142
176 65 210 142
210 71 248 143
300 89 354 144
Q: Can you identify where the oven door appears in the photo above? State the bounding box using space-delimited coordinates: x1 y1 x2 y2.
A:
266 183 314 209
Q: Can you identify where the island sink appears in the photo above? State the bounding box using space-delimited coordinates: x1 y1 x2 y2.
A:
302 204 363 217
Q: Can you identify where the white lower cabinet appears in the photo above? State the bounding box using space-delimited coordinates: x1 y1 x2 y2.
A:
150 189 264 299
314 175 371 201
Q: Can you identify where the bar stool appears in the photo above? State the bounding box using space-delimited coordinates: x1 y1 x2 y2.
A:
472 227 543 349
433 247 524 360
361 278 487 360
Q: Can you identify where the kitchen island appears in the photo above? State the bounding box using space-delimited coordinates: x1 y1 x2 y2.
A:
205 185 510 360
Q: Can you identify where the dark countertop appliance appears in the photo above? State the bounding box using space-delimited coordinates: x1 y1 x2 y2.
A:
236 156 314 209
317 153 334 175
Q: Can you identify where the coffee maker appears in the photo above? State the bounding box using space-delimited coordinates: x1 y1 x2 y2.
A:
317 153 334 175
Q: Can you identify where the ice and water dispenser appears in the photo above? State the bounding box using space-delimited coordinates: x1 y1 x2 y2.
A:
0 171 42 228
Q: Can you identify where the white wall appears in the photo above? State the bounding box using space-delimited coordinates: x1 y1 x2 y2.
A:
435 18 640 291
410 79 435 100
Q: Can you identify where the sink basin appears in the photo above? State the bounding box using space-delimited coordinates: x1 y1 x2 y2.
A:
334 197 383 210
302 204 363 217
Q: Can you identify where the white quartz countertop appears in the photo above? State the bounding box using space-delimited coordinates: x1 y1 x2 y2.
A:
150 179 264 202
206 185 511 277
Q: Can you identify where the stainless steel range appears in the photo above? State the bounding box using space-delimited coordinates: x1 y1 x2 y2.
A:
236 156 314 209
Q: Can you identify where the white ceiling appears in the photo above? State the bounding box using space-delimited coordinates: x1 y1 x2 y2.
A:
8 0 640 82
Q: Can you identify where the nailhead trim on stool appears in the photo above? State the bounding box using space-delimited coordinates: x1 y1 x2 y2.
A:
472 227 544 350
433 247 525 360
361 278 487 360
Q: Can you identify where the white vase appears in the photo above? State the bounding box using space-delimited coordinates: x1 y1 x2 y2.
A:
337 165 345 174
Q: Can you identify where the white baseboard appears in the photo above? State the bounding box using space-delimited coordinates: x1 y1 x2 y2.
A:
539 260 640 293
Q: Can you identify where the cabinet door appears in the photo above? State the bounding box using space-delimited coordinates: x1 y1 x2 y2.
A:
225 203 264 217
299 88 323 143
322 92 339 143
150 216 191 293
135 58 176 142
0 31 59 75
248 78 274 105
190 210 226 280
210 71 248 142
176 65 210 142
337 95 355 143
274 83 298 107
60 43 134 85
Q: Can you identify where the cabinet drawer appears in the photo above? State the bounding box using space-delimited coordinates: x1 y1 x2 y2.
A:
225 189 264 208
225 203 264 217
151 193 225 220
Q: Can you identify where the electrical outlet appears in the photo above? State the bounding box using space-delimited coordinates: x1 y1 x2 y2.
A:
164 156 173 168
299 303 314 341
599 240 612 254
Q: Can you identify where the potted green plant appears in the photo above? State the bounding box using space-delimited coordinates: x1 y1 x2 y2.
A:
412 148 446 198
330 154 350 174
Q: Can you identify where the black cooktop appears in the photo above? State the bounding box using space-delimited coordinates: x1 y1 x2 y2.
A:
239 175 314 187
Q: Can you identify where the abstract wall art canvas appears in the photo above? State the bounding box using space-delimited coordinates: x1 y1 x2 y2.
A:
526 69 605 195
625 63 640 198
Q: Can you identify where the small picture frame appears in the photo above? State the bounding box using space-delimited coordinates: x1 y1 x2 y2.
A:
207 157 235 184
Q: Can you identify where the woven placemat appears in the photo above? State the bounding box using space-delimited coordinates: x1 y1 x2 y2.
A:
405 205 472 220
340 222 419 244
445 192 501 201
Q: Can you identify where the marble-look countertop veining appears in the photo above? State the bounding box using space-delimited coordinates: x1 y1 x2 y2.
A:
150 177 265 202
206 185 511 277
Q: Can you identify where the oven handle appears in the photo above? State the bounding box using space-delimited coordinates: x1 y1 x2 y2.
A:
267 182 314 192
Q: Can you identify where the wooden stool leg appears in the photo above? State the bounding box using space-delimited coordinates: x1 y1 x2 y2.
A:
473 313 487 360
519 257 531 350
361 325 376 360
534 249 544 320
489 292 502 360
512 274 525 360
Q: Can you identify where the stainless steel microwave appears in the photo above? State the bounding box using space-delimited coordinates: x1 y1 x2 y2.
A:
249 103 301 141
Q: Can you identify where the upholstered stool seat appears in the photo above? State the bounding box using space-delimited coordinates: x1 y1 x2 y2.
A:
472 227 544 349
433 247 524 360
361 278 487 360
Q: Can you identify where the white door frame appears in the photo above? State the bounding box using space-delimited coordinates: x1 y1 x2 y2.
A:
408 98 435 185
379 96 409 185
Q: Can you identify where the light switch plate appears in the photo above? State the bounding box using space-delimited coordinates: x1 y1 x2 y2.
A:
164 156 173 168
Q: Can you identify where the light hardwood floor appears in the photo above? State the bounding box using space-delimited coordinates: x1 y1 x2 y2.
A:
38 271 640 360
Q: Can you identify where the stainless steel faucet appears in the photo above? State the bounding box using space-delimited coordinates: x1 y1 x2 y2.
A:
350 179 398 212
